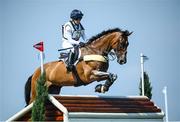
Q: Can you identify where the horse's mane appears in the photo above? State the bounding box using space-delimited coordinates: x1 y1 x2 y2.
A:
86 28 123 44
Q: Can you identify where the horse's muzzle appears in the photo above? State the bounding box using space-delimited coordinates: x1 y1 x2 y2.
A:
118 58 127 65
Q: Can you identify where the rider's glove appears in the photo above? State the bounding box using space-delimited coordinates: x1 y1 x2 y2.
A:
79 42 85 47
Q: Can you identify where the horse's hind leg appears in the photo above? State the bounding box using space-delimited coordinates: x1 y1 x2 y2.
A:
29 69 41 103
92 70 117 93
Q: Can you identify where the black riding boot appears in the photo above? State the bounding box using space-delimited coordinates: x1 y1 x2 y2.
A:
66 51 74 71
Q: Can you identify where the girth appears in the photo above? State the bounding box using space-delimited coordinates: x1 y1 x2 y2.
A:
71 65 87 87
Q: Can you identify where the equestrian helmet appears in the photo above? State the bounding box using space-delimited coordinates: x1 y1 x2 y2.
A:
70 9 83 20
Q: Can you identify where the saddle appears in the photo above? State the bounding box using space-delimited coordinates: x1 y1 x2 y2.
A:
59 46 80 65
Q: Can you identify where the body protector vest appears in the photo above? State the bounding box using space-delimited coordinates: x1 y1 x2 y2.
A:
62 21 85 48
70 21 84 41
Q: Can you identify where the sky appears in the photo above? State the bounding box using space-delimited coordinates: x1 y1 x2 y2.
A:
0 0 180 121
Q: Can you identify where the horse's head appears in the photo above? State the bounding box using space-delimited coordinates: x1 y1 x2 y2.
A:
85 28 132 65
112 30 132 65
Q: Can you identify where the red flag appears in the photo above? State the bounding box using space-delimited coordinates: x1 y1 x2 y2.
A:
33 41 44 52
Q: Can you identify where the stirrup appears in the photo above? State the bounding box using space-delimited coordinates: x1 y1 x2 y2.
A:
59 52 68 59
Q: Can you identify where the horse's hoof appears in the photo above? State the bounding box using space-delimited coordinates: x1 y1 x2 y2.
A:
101 85 109 93
95 84 108 93
95 84 103 93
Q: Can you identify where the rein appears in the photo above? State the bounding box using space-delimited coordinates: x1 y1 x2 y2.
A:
58 47 73 51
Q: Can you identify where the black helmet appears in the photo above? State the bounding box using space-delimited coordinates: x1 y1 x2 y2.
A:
70 9 83 20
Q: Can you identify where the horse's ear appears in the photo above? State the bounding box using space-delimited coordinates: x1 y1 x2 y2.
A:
124 30 133 36
128 31 133 36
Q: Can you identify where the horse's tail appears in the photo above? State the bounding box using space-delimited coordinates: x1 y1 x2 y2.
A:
24 75 32 106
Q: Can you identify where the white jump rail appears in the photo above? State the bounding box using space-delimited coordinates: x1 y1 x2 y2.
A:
6 102 34 122
48 94 69 122
6 94 69 122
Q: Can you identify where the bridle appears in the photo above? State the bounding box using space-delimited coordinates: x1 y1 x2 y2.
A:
101 36 128 62
114 36 128 58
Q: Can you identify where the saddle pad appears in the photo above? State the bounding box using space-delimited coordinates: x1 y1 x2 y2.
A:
83 55 107 63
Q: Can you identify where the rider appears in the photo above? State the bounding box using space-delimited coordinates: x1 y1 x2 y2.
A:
62 9 86 71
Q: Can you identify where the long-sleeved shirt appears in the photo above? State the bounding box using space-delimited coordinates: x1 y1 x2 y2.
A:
62 21 86 49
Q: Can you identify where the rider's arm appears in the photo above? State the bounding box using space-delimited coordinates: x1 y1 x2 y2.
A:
81 30 86 41
64 25 79 45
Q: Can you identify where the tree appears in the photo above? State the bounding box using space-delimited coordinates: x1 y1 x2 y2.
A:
139 72 152 99
31 72 48 121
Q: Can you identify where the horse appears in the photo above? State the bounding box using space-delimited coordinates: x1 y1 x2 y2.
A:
25 28 132 105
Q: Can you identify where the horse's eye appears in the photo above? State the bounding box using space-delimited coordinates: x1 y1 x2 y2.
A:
121 42 126 49
123 41 129 49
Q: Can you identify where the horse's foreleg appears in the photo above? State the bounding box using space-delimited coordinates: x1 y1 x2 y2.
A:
101 73 117 92
92 70 110 76
92 70 117 93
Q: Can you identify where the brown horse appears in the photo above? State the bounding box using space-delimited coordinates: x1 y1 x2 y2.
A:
25 28 132 105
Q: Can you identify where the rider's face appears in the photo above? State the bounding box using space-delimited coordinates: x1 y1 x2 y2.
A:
74 19 81 24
